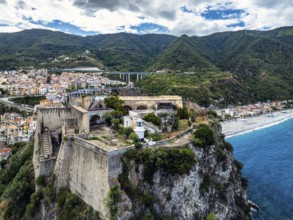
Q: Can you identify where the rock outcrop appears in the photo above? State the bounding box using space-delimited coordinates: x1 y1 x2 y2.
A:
114 123 250 220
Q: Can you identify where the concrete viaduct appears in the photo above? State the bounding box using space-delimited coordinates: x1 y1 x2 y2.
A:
107 72 154 84
119 95 183 111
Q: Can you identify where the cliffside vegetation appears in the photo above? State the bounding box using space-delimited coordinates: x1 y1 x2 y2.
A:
9 96 46 106
0 102 27 116
112 121 250 220
0 141 34 219
115 146 196 219
0 140 100 220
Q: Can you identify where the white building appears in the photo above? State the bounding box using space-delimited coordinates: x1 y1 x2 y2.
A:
134 118 145 141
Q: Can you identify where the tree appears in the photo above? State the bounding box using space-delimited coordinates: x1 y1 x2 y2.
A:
129 132 139 142
192 124 215 147
90 114 100 123
46 75 51 84
177 107 189 119
104 112 112 126
172 116 179 130
104 96 125 118
104 96 124 110
207 110 217 119
0 88 7 95
122 127 134 139
143 113 161 127
111 118 120 130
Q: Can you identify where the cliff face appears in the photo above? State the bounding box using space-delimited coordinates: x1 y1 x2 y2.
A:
31 122 249 220
115 124 250 220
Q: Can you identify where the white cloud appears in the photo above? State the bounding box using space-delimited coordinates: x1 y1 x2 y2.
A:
0 0 292 36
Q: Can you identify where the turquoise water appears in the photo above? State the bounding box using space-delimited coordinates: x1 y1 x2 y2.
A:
227 118 293 220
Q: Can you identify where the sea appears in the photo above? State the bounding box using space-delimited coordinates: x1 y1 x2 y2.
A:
227 117 293 220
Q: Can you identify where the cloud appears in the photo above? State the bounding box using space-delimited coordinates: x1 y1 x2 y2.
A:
0 0 292 36
16 0 26 9
73 0 139 12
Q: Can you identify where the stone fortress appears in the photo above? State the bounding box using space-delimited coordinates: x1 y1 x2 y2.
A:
33 95 183 218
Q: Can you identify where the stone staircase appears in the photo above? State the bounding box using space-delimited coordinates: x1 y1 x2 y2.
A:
40 131 52 159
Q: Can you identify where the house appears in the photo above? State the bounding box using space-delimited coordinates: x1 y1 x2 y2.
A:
0 147 12 160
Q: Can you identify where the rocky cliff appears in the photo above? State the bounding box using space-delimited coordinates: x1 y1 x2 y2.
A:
30 123 250 220
110 123 250 220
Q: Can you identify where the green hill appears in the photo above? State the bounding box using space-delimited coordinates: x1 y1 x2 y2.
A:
0 27 293 104
148 35 216 71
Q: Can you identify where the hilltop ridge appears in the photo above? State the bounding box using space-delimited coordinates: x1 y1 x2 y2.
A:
1 27 293 105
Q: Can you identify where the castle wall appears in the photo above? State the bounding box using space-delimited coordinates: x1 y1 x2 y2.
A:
120 95 183 110
33 122 42 177
35 107 132 218
55 137 110 218
71 106 89 133
39 159 56 176
54 136 134 218
37 108 72 131
108 147 134 179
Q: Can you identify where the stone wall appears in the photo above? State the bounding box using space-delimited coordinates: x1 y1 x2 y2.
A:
34 106 133 218
39 159 56 176
54 137 133 219
71 106 89 133
37 108 72 131
120 95 183 110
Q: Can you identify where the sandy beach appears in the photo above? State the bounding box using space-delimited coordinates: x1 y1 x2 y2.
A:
221 109 293 137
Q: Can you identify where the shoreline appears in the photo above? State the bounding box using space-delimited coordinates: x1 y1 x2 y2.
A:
221 110 293 138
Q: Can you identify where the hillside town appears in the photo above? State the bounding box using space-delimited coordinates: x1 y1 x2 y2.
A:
0 67 290 164
215 100 291 119
0 69 126 97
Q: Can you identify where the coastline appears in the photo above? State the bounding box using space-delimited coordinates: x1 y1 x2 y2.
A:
221 110 293 138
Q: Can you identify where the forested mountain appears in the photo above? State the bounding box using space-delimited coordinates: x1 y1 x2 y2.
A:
0 27 293 105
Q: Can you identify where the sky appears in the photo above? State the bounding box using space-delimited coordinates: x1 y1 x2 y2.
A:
0 0 292 36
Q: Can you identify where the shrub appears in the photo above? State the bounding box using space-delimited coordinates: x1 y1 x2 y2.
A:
207 110 217 119
129 132 139 142
150 133 161 141
192 124 215 147
111 118 120 130
141 192 156 208
138 147 196 183
36 175 46 186
241 177 248 188
11 141 27 154
200 174 211 194
134 141 142 149
25 191 43 217
172 116 179 130
224 141 234 152
123 127 134 139
177 107 189 119
143 113 161 127
234 160 244 171
55 188 100 219
104 185 122 219
104 112 112 126
44 184 55 203
104 96 125 118
206 212 219 220
217 149 226 163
